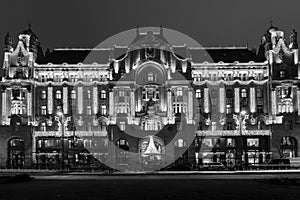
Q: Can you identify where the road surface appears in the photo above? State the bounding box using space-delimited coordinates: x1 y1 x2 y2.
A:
1 173 300 200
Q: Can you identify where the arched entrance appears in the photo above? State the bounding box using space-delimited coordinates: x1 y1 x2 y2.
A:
7 138 25 169
116 139 129 166
174 138 188 165
139 135 164 169
280 136 297 158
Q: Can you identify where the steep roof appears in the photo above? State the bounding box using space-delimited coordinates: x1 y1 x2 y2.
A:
189 47 265 63
39 48 112 64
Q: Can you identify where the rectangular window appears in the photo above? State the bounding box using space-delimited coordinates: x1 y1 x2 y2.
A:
120 121 126 131
40 123 46 132
212 122 216 131
101 105 107 115
101 90 106 99
203 139 213 147
226 122 233 130
226 104 232 114
176 88 183 96
119 90 125 97
226 138 235 147
87 106 92 115
247 138 259 147
41 106 47 115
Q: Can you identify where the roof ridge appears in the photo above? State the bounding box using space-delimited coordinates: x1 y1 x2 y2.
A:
189 46 248 50
53 47 112 51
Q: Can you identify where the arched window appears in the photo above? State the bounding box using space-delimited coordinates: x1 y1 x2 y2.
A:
116 139 129 164
101 90 106 99
71 90 76 99
279 70 286 79
280 136 297 158
226 89 233 98
147 72 154 82
241 89 247 98
257 88 263 98
8 138 25 169
83 139 92 149
87 90 91 99
176 87 183 96
55 90 62 99
41 90 47 99
196 89 201 98
101 105 107 115
175 139 187 148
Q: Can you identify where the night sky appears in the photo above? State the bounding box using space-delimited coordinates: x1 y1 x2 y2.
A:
1 0 300 55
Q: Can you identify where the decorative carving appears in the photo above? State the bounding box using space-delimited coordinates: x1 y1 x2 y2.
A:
78 87 83 114
204 88 209 113
47 87 53 114
234 88 240 113
250 87 256 113
219 88 225 113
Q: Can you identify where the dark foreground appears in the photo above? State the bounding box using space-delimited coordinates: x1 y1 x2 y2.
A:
1 174 300 200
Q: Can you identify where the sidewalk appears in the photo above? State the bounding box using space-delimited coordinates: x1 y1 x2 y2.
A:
2 169 300 176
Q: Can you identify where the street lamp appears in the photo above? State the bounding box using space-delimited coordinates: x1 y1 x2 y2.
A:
56 110 65 170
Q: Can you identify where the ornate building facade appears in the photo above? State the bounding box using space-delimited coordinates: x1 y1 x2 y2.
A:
0 25 299 170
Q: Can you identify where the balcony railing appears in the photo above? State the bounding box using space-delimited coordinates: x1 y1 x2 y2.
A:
34 131 107 137
195 130 271 137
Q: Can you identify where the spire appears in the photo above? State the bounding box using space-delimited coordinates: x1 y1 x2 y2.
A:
270 18 273 27
4 32 13 52
160 25 163 35
28 22 32 30
136 25 140 36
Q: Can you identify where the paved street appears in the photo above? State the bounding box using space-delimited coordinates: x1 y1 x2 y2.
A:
1 173 300 200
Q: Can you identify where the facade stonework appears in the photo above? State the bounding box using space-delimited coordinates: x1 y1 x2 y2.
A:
0 26 299 170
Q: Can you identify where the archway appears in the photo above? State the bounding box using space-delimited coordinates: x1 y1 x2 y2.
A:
116 139 130 166
174 138 188 165
7 138 25 169
139 135 164 169
280 136 297 158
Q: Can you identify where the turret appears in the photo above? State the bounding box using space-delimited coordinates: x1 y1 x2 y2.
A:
289 29 298 49
4 32 13 52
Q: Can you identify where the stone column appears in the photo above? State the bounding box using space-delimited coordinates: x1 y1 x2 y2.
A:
271 90 277 115
130 89 135 117
93 87 98 114
109 90 114 116
234 88 240 113
167 89 173 117
27 91 32 116
47 87 53 114
6 89 12 124
136 87 142 112
160 50 165 64
250 87 256 113
160 86 166 112
32 134 37 164
219 88 225 113
204 88 209 113
188 88 193 122
297 89 300 116
78 86 83 114
63 87 68 114
2 90 7 124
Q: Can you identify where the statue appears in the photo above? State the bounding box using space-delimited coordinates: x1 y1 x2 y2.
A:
4 32 13 52
289 29 298 49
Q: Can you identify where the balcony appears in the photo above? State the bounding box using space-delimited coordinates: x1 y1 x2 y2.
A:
34 131 108 137
195 130 271 137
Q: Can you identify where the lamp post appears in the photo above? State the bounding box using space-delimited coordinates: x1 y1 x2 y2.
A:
57 111 65 170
